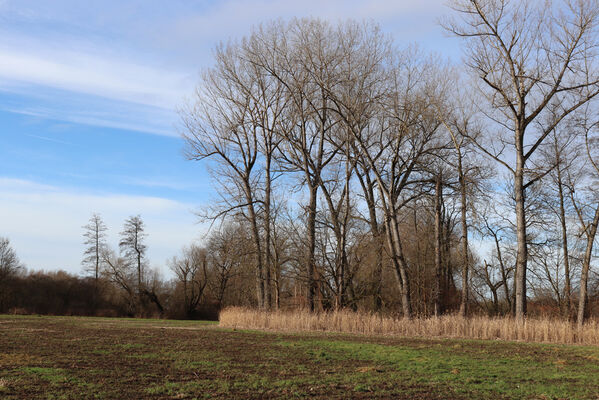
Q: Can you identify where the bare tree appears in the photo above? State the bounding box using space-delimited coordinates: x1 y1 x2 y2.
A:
350 51 447 318
538 127 582 318
446 0 599 319
475 258 505 315
181 42 271 308
119 215 147 301
436 81 488 316
101 247 137 315
0 236 22 283
570 115 599 326
478 201 517 314
207 222 250 309
82 213 107 286
169 245 209 318
241 20 347 311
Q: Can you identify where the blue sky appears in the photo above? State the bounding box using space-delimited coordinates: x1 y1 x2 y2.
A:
0 0 460 276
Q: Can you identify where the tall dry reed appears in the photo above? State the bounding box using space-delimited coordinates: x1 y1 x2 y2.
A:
219 307 599 345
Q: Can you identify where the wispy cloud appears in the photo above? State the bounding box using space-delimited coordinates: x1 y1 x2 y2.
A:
0 0 451 135
120 177 208 192
24 133 72 146
0 86 179 136
0 37 190 109
3 103 177 137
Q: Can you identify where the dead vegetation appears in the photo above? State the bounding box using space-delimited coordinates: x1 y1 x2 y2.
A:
220 307 599 345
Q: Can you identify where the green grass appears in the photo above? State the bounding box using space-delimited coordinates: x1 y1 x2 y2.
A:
277 339 599 399
1 314 599 399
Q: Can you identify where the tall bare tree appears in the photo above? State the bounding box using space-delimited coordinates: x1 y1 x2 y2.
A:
182 40 278 308
436 86 489 316
119 215 147 300
82 213 107 286
446 0 599 319
538 126 581 318
242 20 345 311
570 115 599 326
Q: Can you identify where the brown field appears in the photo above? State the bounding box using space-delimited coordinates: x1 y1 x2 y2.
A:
1 314 599 399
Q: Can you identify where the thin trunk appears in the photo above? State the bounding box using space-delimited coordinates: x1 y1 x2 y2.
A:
374 235 384 311
492 227 512 314
245 183 265 309
340 143 352 308
577 204 599 327
95 232 99 284
273 232 282 311
457 152 470 317
434 173 443 316
264 156 272 309
275 272 281 310
356 169 383 311
556 166 573 319
388 212 412 318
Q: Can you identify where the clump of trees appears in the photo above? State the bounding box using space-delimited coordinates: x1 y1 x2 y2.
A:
3 1 599 324
180 1 599 323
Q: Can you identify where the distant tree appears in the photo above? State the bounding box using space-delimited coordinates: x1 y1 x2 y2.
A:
207 222 250 309
119 215 147 299
169 245 209 318
82 213 108 285
0 236 22 283
101 247 137 315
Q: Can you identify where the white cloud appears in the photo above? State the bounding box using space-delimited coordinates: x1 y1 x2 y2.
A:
168 0 447 47
0 38 190 110
0 178 207 276
1 102 177 137
0 0 453 134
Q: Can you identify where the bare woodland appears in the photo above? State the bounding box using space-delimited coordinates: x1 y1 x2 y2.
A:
2 0 599 326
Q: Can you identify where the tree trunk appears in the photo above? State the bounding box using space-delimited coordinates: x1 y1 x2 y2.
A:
306 184 318 312
373 234 384 311
556 166 573 319
356 169 383 311
264 157 273 309
577 204 599 328
514 144 528 320
457 153 470 317
387 212 412 319
434 173 443 316
245 182 265 309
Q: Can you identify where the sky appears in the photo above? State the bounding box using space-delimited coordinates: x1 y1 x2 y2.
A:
0 0 461 277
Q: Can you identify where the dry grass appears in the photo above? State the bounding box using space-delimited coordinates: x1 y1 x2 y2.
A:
219 307 599 345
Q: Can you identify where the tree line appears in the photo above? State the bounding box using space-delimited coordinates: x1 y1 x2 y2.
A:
0 218 262 319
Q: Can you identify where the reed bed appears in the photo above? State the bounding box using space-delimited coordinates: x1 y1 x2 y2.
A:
219 307 599 345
